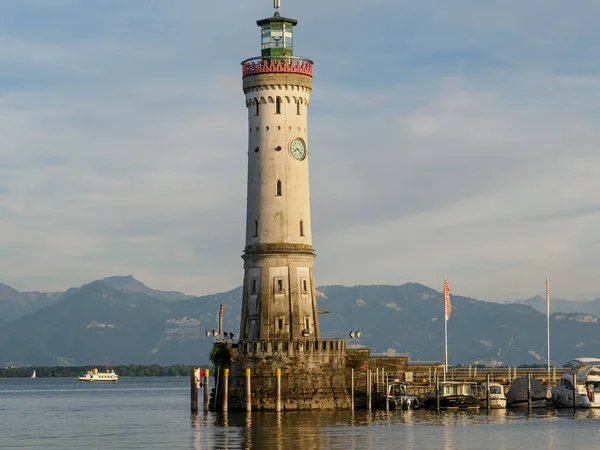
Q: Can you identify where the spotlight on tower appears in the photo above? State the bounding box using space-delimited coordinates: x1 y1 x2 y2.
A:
205 329 211 338
356 330 361 338
349 331 355 339
212 329 218 337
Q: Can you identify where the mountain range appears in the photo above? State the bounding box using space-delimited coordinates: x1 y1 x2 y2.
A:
1 276 599 367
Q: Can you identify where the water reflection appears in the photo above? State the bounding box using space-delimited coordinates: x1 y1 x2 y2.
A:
190 408 600 450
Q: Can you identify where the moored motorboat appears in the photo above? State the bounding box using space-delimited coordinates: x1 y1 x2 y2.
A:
477 382 507 409
424 382 480 410
506 376 548 408
552 358 600 408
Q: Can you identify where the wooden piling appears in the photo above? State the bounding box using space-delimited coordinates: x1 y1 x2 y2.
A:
527 373 532 412
572 372 577 410
245 368 252 412
351 368 355 411
385 374 389 412
223 368 229 412
486 373 491 414
367 369 372 411
276 368 282 412
203 368 210 412
190 368 198 412
435 373 440 414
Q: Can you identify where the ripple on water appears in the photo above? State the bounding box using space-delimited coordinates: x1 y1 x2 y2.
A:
1 378 600 449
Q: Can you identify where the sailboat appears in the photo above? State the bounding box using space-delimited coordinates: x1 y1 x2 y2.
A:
31 370 36 379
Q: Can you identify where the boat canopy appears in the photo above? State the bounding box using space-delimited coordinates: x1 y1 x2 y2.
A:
565 358 600 368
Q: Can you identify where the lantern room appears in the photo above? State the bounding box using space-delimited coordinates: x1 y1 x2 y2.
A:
258 15 297 57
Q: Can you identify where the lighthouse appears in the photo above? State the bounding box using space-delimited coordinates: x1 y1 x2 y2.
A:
213 1 349 411
240 0 319 343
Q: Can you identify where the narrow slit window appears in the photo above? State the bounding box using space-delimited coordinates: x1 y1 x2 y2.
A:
255 101 260 116
297 101 301 115
305 318 310 329
276 180 282 196
253 220 258 237
252 279 257 293
278 318 284 330
300 220 304 237
277 279 283 291
275 97 281 114
303 279 307 292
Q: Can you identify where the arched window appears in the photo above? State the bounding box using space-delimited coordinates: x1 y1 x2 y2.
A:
275 97 281 114
300 220 305 236
255 101 260 116
276 180 282 196
253 220 258 237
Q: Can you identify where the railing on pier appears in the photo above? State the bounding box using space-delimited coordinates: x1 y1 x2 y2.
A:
241 56 313 77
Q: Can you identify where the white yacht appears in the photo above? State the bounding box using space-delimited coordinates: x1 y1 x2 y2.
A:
78 367 119 382
477 382 507 409
552 358 600 408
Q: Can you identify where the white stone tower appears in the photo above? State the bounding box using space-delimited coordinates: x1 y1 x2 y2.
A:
239 1 319 342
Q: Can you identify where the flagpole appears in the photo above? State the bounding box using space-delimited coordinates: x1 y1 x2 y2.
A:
546 275 550 382
444 313 448 382
443 277 450 383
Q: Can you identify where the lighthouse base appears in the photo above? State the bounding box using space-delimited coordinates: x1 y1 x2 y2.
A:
211 339 350 411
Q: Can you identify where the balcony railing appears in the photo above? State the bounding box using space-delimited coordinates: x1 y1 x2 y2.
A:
241 56 313 77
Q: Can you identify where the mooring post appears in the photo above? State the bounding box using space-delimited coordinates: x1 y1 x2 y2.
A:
203 368 210 411
223 368 229 412
245 368 252 412
527 373 532 412
191 368 198 412
351 368 355 411
486 373 491 414
276 368 282 412
367 369 372 411
385 374 389 412
435 373 440 414
218 304 224 335
572 372 577 410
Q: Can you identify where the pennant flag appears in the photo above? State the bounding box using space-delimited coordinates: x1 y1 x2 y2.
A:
444 278 451 321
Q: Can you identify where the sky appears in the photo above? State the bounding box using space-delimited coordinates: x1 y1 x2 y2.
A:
1 0 599 302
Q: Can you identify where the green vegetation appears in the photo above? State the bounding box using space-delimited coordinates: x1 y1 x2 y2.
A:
0 364 201 378
209 343 233 368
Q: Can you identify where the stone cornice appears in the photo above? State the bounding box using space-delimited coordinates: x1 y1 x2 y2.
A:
243 243 315 257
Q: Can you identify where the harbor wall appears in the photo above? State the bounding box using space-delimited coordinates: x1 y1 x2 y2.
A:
212 339 350 411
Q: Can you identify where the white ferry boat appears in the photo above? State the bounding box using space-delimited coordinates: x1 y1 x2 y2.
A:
78 367 119 382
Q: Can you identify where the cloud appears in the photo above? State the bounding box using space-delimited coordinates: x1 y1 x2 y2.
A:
0 0 599 303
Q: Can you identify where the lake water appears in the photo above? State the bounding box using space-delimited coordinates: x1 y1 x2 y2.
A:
1 377 599 449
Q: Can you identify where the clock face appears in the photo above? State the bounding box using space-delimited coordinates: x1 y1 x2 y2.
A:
290 138 306 161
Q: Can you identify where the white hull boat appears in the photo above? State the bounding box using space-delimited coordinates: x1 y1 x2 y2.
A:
78 367 119 382
552 358 600 408
477 382 507 409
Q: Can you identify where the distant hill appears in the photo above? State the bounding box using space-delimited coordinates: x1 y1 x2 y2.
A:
0 283 62 323
0 280 241 367
1 278 599 367
515 295 600 317
0 275 192 323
